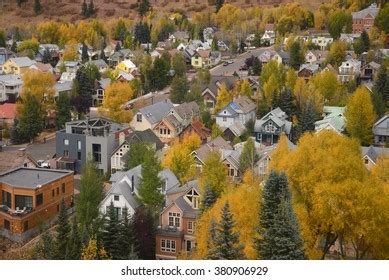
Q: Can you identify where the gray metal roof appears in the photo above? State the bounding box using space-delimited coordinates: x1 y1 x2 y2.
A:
0 167 72 189
10 57 35 67
352 3 379 19
138 99 174 125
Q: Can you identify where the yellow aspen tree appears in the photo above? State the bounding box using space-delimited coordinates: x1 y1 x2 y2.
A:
214 84 232 113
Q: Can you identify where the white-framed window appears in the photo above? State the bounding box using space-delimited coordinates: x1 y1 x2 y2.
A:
188 221 196 234
161 239 176 252
185 240 194 252
136 114 142 122
77 140 81 150
223 116 227 122
185 189 200 209
64 139 69 145
265 122 276 133
168 212 180 228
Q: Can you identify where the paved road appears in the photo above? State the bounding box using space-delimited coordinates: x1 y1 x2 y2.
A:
210 46 273 76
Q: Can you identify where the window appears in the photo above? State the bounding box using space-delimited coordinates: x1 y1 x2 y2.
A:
92 144 102 163
57 187 59 195
265 122 276 133
15 195 33 209
168 212 181 228
136 114 142 122
160 128 163 135
36 194 43 206
4 219 10 230
63 150 69 157
186 240 194 252
185 189 200 209
114 195 119 201
1 190 11 208
57 204 59 212
77 151 82 160
62 183 65 193
77 140 82 150
63 139 69 145
167 129 170 135
131 176 135 193
188 221 196 234
364 158 369 164
52 189 55 197
161 239 176 252
223 116 227 122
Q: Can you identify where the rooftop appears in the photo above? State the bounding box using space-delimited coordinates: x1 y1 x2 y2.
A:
0 167 73 189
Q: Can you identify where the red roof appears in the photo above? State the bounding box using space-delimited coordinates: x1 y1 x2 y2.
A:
0 103 16 120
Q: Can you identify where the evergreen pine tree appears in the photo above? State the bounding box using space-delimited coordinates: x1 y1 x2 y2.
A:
252 57 262 76
205 218 217 255
55 92 72 130
11 41 17 53
55 198 70 259
360 30 370 52
87 0 95 17
215 0 225 13
207 202 245 260
297 100 316 139
33 228 54 259
0 30 6 48
289 41 303 70
68 216 82 260
278 88 294 120
42 48 51 64
81 43 89 63
138 0 151 17
18 93 44 142
255 171 289 258
102 202 121 259
202 185 217 211
373 63 387 99
81 0 88 17
115 41 121 52
131 207 156 260
384 79 389 106
116 207 138 259
34 0 42 15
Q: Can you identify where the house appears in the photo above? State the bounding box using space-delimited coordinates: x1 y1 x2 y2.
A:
130 100 174 132
0 149 38 173
254 107 292 146
361 145 389 170
169 31 190 43
108 49 134 67
305 50 328 66
29 62 54 74
340 33 361 45
373 115 389 146
0 167 74 242
261 31 276 45
361 61 380 81
311 36 333 50
156 180 201 259
192 136 233 170
116 59 137 74
87 59 108 73
352 3 379 33
110 129 164 173
0 48 16 69
191 50 221 68
258 50 276 64
55 118 130 173
153 102 200 144
101 165 180 219
314 106 345 134
180 120 211 144
0 103 16 126
203 27 216 44
273 50 289 65
215 96 256 128
201 76 238 109
54 81 73 99
116 71 135 82
0 74 23 103
35 44 60 63
298 63 319 81
93 78 111 106
54 61 80 74
221 122 246 142
2 57 35 75
338 59 361 83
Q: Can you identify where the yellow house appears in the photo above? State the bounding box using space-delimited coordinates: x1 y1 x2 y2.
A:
3 57 35 75
116 59 136 74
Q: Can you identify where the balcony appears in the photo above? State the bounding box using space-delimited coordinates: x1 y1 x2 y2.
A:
0 205 34 218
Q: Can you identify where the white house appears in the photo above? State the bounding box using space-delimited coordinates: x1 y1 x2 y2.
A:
311 36 333 50
314 106 345 134
338 59 361 83
100 165 180 219
0 74 22 103
216 96 256 129
261 31 276 45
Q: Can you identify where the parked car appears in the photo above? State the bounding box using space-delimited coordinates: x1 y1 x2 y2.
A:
223 62 229 66
37 160 50 169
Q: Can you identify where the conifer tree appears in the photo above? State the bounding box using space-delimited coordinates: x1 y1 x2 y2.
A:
100 49 107 62
42 48 51 64
202 185 217 211
373 63 387 100
117 207 138 259
102 202 121 259
215 0 225 13
131 207 156 260
81 43 89 63
34 0 42 15
68 216 82 260
360 30 370 52
33 228 54 259
138 0 151 17
207 202 245 260
87 0 95 17
115 41 121 52
278 88 294 120
11 40 17 53
296 100 316 139
55 198 70 259
55 92 71 130
81 0 88 17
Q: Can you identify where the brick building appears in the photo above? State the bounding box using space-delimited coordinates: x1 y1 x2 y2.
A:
352 3 379 33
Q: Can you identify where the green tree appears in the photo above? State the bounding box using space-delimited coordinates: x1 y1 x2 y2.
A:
131 207 156 259
76 160 104 233
87 0 95 17
149 54 171 91
68 216 82 260
289 41 304 70
81 43 89 63
102 202 121 259
328 10 352 39
55 198 70 259
138 0 151 17
55 93 72 130
33 228 54 259
124 142 154 170
252 57 262 76
134 22 151 44
296 100 317 139
374 3 389 33
202 184 217 211
34 0 42 15
117 208 138 259
113 19 129 41
81 0 88 17
207 202 245 260
201 151 227 196
326 40 347 67
345 87 376 145
18 93 44 142
138 149 164 212
170 75 189 104
171 53 187 76
0 30 6 48
215 0 225 13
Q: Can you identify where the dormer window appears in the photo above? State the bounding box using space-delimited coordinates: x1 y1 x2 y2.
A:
136 114 142 122
185 189 200 209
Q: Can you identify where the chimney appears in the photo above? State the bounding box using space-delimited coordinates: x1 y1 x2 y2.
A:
17 148 26 157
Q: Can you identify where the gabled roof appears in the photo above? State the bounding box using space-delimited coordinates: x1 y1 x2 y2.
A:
119 59 136 69
361 145 389 164
193 136 233 164
127 129 164 150
231 96 256 114
159 114 182 130
9 57 35 67
254 107 292 134
173 102 200 120
107 180 141 211
201 75 238 98
88 59 108 68
352 3 379 20
0 150 38 174
223 122 246 137
299 63 319 73
138 99 174 125
97 78 111 89
0 74 22 86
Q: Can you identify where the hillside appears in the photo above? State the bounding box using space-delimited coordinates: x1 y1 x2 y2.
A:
0 0 325 28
